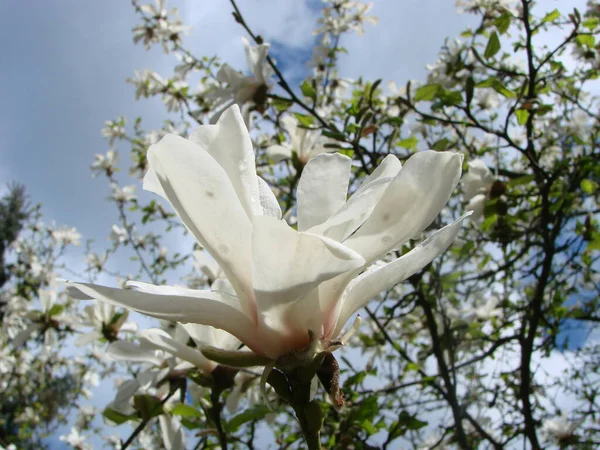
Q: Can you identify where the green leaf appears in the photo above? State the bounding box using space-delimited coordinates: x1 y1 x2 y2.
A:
170 404 203 418
47 304 65 317
361 419 377 435
293 113 314 127
576 34 595 47
495 13 511 34
103 408 137 425
484 31 501 59
465 77 475 106
508 174 535 186
583 17 599 30
133 395 164 421
581 179 598 194
300 80 317 101
587 237 600 252
432 138 451 151
398 411 427 430
226 405 270 432
515 109 529 125
272 97 292 113
413 84 441 102
541 9 560 24
477 77 515 98
397 136 418 150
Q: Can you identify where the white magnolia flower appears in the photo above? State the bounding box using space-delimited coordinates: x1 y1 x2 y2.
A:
76 302 137 346
91 149 118 176
59 427 91 450
461 159 495 221
266 115 333 164
51 226 82 246
111 184 137 203
101 118 126 143
66 105 466 364
109 224 128 245
104 324 238 415
541 414 581 442
207 37 273 123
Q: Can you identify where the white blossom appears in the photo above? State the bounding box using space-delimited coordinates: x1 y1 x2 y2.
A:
206 37 273 124
91 149 118 176
266 115 334 165
51 226 82 246
111 184 137 203
66 105 466 366
461 159 495 221
541 414 581 442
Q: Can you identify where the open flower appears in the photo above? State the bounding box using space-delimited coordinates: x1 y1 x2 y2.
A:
461 159 495 221
541 414 582 443
207 37 273 124
266 115 333 165
66 105 466 364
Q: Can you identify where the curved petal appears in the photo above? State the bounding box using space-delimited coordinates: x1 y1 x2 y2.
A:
75 331 103 347
265 144 292 163
159 415 185 450
189 105 262 218
243 36 273 82
180 323 240 352
308 154 402 242
331 214 469 337
64 281 264 355
144 133 257 321
140 329 213 373
297 153 352 231
252 215 365 313
106 341 164 366
466 194 486 222
344 151 462 262
257 177 282 219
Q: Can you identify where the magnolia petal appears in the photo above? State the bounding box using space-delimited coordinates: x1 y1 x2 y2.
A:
297 153 352 231
112 378 141 409
75 331 103 347
242 36 273 82
64 281 263 355
332 214 469 337
257 177 282 219
106 341 164 366
189 105 262 218
344 151 462 262
181 323 240 352
252 216 365 312
144 133 256 321
192 250 220 281
466 193 486 222
140 329 213 372
159 414 185 450
308 154 402 242
265 144 292 163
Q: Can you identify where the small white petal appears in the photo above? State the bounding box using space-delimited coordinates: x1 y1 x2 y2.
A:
140 329 213 372
266 144 292 163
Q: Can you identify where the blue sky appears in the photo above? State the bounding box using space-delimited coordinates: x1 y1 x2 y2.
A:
1 0 593 447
